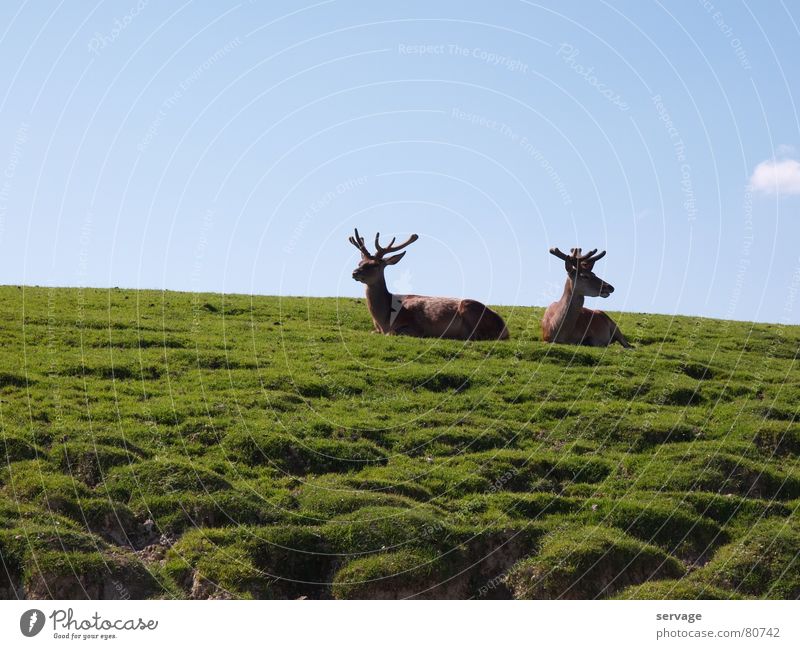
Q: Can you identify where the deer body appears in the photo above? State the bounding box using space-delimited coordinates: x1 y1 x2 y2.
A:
350 229 509 341
542 247 631 348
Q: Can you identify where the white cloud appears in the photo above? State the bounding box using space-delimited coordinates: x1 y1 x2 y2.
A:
749 157 800 195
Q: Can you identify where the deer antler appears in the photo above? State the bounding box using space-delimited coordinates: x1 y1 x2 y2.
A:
549 247 572 262
551 246 607 270
551 247 580 272
349 229 420 260
579 249 606 268
374 232 419 259
349 228 374 259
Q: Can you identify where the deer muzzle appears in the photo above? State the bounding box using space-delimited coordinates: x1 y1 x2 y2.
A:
600 283 614 297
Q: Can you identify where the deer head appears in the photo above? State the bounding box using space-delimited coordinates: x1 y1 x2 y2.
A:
349 228 419 285
550 247 614 298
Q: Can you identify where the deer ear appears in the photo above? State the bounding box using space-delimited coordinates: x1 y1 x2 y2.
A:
384 252 406 265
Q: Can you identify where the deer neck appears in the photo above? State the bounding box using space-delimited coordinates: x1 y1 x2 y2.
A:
365 275 394 331
553 277 585 328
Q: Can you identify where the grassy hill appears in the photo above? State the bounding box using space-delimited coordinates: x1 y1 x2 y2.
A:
1 285 798 599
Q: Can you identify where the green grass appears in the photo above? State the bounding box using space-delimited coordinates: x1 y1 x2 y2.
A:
0 285 798 599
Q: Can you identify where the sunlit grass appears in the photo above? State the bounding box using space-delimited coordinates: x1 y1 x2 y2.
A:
0 285 798 599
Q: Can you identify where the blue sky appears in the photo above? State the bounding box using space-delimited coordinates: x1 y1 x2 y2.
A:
1 1 799 323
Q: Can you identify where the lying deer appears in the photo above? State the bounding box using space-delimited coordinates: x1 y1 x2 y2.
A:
349 228 509 340
541 247 632 348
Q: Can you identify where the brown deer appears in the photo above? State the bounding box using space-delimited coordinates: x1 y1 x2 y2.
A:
541 247 632 348
348 228 509 340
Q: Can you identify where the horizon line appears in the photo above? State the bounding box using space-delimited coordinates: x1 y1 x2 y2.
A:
2 282 796 328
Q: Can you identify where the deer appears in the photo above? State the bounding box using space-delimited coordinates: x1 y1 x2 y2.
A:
348 228 509 340
541 247 632 348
